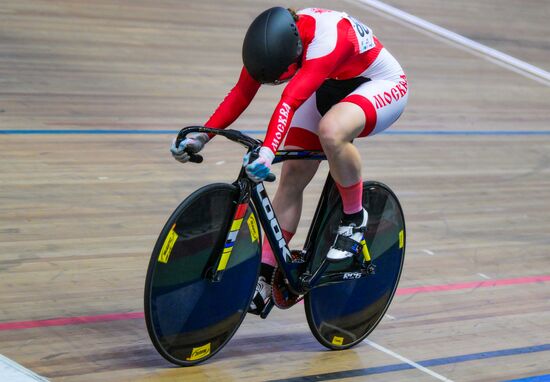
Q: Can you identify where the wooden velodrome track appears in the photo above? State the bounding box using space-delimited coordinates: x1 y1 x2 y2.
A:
1 0 549 381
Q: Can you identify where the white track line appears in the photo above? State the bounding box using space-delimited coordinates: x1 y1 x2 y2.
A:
0 354 49 382
351 0 550 86
478 273 491 280
365 340 454 381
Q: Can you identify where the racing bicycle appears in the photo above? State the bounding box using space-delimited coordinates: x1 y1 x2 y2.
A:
144 126 406 366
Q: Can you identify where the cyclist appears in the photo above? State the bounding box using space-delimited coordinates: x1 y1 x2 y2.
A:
171 7 408 314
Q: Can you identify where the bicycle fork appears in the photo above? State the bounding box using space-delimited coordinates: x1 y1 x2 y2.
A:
210 179 254 282
210 202 250 282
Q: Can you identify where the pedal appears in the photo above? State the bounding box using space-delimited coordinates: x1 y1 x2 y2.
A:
259 299 274 319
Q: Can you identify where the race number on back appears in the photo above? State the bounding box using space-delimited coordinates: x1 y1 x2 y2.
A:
346 15 375 53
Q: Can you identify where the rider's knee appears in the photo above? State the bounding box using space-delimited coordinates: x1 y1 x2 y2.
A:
318 114 345 152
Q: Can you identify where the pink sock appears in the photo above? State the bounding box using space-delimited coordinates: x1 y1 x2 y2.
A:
261 229 295 267
336 180 363 214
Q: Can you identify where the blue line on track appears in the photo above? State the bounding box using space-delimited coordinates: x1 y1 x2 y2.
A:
503 375 550 382
267 343 550 382
1 129 550 135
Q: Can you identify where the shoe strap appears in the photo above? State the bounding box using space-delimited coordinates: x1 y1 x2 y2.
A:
333 234 363 256
337 224 367 236
353 226 367 234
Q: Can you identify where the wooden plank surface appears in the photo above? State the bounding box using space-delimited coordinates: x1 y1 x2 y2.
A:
1 0 549 381
374 0 550 71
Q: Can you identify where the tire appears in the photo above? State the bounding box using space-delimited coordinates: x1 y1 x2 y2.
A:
304 181 406 349
144 183 262 366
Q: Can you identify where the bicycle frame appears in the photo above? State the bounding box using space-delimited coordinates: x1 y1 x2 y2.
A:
175 126 362 295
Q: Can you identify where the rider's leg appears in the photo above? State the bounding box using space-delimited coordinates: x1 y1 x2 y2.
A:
317 76 409 261
318 101 366 204
249 157 319 314
318 102 370 261
261 157 320 267
273 158 321 232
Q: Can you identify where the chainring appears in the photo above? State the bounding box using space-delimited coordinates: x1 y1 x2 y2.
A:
271 266 302 309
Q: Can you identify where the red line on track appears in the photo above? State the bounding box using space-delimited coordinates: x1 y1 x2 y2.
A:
0 312 144 331
1 275 548 332
395 275 550 295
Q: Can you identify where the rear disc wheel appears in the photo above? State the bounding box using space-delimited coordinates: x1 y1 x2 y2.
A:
304 181 406 349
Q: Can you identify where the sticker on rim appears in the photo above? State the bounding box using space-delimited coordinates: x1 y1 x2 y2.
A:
158 224 178 263
247 213 259 243
186 343 211 361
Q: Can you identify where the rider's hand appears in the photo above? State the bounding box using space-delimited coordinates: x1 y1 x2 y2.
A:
243 147 275 182
170 132 209 163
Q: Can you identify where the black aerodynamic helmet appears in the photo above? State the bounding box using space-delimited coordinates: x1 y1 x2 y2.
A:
242 7 303 84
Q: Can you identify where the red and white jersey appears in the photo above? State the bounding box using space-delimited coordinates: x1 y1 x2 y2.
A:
296 8 402 81
205 8 405 154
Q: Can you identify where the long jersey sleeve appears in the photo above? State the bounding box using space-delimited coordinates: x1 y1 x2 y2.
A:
204 67 261 130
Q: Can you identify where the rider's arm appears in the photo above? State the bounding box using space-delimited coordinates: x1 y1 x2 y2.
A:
204 67 261 131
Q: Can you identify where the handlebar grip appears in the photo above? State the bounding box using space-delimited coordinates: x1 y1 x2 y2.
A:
265 173 276 182
188 154 203 163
